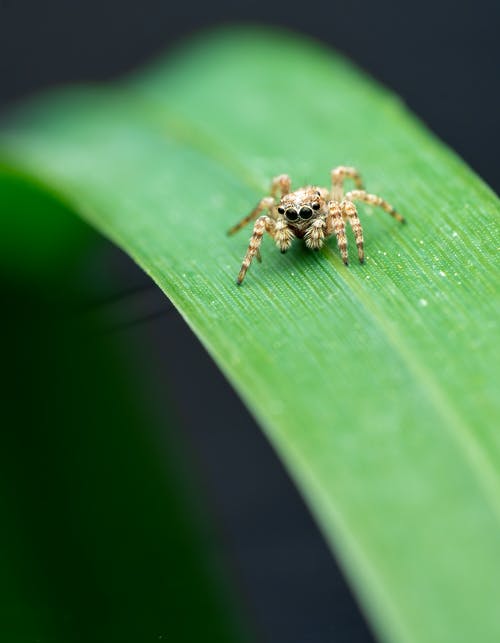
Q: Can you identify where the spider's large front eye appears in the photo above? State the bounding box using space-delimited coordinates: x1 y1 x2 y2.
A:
299 206 313 220
277 206 285 214
286 208 298 221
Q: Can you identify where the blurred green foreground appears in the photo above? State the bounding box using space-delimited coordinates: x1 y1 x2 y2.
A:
0 172 247 643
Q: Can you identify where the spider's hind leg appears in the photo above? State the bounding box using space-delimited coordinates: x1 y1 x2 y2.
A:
331 166 364 201
270 174 292 198
345 190 405 223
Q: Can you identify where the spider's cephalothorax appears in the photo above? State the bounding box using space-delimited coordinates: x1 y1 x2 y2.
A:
228 166 405 285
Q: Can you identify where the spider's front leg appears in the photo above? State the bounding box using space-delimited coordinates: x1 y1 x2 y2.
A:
227 196 275 236
236 216 293 284
228 174 292 236
237 216 272 285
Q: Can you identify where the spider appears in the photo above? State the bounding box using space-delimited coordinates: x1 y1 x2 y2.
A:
228 166 405 285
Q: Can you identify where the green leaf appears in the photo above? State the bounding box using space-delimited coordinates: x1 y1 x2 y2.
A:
0 177 249 643
1 26 499 643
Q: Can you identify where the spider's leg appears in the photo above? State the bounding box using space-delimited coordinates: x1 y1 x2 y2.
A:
326 201 349 265
270 174 292 198
228 175 291 236
345 189 405 223
342 199 364 263
237 215 276 285
331 166 364 201
228 196 275 236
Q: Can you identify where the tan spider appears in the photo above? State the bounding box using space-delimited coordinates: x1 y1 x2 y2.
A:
228 166 405 285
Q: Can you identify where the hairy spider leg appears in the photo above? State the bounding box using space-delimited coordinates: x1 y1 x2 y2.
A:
237 216 276 285
331 166 364 202
341 200 365 263
326 202 349 265
228 174 292 236
345 190 406 223
227 196 275 236
270 173 292 198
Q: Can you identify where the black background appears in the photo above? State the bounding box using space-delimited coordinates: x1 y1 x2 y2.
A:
1 1 498 642
1 0 499 191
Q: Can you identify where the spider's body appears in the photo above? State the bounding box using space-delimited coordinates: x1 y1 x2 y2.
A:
228 166 405 285
277 186 326 238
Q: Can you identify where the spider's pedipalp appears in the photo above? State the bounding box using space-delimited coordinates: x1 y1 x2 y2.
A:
304 218 326 250
327 201 349 264
345 190 405 224
331 166 364 201
228 196 275 236
273 218 295 253
342 200 364 263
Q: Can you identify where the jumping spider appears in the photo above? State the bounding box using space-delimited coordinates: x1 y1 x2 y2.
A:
228 166 405 285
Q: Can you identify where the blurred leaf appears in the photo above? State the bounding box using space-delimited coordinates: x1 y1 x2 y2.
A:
0 182 249 643
0 170 91 286
1 27 499 643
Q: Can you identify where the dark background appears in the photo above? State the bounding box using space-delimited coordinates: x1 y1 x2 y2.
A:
1 0 499 192
1 1 498 642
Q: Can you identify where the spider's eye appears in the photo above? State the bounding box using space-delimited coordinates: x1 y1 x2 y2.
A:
286 208 298 221
277 206 285 214
299 206 313 220
312 203 320 210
